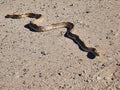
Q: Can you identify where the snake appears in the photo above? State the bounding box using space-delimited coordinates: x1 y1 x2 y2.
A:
5 13 99 58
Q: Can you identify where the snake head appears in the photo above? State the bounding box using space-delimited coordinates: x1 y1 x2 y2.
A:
89 48 99 56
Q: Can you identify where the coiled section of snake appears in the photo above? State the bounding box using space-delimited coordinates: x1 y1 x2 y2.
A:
5 13 99 57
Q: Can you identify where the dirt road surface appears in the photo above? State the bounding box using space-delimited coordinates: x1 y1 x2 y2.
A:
0 0 120 90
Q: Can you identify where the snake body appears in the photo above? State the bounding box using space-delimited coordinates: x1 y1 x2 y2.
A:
5 13 99 58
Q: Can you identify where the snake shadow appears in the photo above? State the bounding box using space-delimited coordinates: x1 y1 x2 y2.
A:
25 24 96 59
24 24 38 32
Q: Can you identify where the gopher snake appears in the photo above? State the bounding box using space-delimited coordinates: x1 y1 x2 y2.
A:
5 13 99 59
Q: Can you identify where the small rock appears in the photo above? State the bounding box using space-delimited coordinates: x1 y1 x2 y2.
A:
69 4 73 6
41 51 46 55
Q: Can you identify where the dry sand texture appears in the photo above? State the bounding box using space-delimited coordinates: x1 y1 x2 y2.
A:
0 0 120 90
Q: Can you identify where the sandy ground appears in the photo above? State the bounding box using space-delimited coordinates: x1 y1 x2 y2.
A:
0 0 120 90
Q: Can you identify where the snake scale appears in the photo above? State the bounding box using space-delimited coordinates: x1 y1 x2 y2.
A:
5 13 99 59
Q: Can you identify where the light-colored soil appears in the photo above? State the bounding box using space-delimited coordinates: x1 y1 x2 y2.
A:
0 0 120 90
